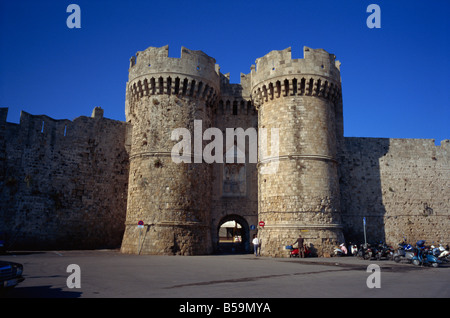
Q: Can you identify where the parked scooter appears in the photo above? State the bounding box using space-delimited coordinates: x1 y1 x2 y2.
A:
411 241 441 267
357 244 368 260
437 244 450 262
376 242 394 260
334 246 344 257
365 244 377 260
357 243 375 260
333 243 348 257
287 245 311 258
393 241 415 263
350 244 358 256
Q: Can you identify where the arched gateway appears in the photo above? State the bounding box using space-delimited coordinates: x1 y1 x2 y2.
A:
216 215 251 254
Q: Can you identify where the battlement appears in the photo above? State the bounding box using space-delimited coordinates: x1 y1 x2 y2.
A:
251 46 341 84
250 46 342 108
129 45 220 81
0 107 127 142
127 45 220 106
215 72 255 117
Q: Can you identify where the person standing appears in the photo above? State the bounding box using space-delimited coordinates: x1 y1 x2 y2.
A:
293 235 305 258
252 234 260 256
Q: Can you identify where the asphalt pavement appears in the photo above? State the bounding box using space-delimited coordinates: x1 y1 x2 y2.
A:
1 249 449 301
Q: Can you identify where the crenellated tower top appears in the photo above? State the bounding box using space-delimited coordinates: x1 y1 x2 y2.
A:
129 45 220 84
250 46 342 108
125 45 221 121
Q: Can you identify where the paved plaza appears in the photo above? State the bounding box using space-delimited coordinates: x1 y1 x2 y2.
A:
2 249 449 300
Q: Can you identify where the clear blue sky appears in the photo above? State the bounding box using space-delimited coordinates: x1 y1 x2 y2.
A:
1 0 449 144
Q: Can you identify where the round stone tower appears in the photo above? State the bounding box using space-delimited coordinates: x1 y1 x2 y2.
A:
251 46 345 257
120 45 220 255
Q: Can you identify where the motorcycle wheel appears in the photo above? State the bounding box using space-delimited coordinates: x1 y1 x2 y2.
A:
432 262 439 268
364 253 370 260
393 256 401 263
412 259 421 266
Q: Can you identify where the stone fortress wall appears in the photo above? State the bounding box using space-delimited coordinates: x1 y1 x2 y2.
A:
340 137 450 247
0 107 130 249
0 44 448 256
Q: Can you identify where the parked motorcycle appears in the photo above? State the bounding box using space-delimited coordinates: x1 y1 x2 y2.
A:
333 243 348 257
350 244 358 256
334 246 344 257
437 244 450 262
356 244 367 260
357 243 375 260
393 241 415 263
366 244 378 260
411 241 441 267
287 245 311 258
376 242 394 260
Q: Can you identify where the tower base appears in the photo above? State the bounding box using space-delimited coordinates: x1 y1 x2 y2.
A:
259 224 344 258
120 222 212 256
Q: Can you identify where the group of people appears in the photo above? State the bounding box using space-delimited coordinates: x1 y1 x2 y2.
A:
252 234 306 257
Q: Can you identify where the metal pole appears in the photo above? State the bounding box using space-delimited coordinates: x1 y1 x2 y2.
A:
363 217 367 246
138 227 142 255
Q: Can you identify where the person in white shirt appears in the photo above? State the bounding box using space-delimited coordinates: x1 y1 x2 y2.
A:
252 234 260 256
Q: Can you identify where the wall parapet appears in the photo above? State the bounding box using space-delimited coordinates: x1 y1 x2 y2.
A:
127 46 220 106
250 47 342 108
251 47 341 85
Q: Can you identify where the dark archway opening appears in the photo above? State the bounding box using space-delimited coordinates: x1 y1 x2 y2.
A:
216 215 251 254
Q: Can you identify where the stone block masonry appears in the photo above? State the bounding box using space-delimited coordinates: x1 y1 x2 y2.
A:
340 137 450 246
1 44 448 256
0 107 130 250
252 47 345 257
121 46 219 255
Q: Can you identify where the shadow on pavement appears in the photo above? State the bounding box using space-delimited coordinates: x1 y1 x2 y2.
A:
1 285 82 298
